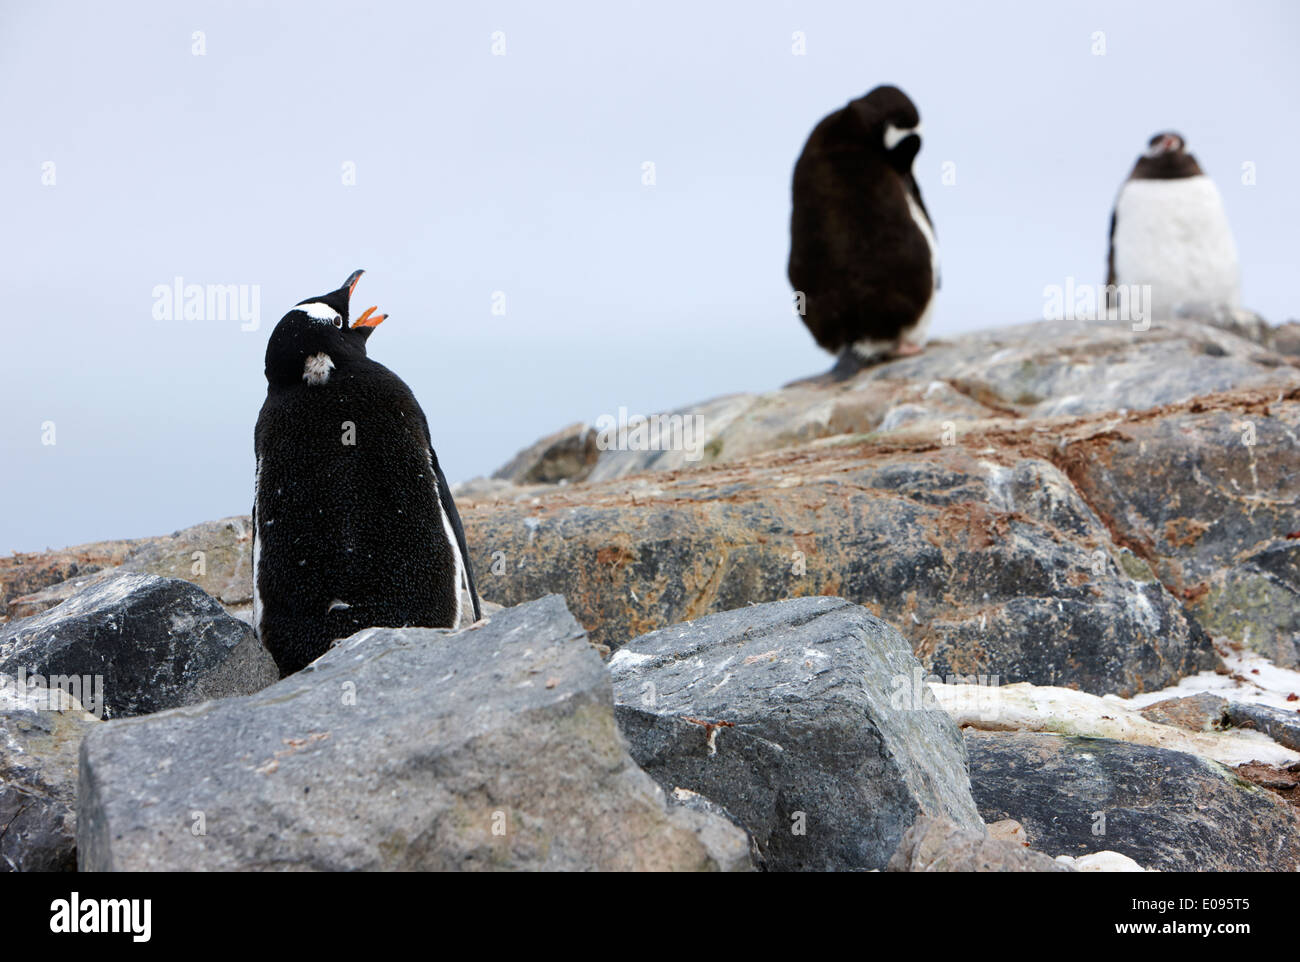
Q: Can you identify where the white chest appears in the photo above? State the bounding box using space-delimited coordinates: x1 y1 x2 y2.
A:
303 352 335 386
1111 175 1240 315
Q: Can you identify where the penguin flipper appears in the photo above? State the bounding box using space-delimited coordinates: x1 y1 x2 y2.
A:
908 173 940 291
1106 208 1118 308
431 452 482 624
250 501 257 638
415 407 482 624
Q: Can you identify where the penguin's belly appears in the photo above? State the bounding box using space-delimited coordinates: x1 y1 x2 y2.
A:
1112 175 1240 317
253 388 460 673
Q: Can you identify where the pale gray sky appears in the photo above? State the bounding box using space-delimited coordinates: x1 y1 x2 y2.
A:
3 0 1297 554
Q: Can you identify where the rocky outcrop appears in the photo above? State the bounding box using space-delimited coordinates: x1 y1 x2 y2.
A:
78 596 750 871
3 517 255 623
11 319 1297 704
6 314 1300 873
609 597 983 871
492 422 600 485
468 318 1298 697
490 317 1298 485
1058 395 1300 667
0 573 277 719
1 540 132 621
465 427 1217 695
965 730 1300 871
886 816 1071 872
0 685 98 872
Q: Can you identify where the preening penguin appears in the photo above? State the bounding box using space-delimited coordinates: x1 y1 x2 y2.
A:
252 270 481 677
1106 131 1240 318
788 85 939 377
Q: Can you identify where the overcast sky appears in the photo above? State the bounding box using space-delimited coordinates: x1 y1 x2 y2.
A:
2 0 1297 554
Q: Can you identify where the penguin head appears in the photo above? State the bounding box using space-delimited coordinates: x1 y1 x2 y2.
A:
263 269 387 387
851 85 922 174
1133 131 1203 179
1144 131 1185 157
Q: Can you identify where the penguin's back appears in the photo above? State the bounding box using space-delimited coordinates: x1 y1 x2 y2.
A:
253 360 463 672
789 114 935 354
1112 174 1240 315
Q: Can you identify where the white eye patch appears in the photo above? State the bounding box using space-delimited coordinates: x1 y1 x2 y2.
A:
884 123 922 150
297 301 342 324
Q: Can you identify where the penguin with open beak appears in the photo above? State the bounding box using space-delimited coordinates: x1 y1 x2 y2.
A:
252 270 482 677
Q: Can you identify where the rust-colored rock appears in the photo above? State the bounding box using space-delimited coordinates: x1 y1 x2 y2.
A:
1138 693 1230 732
1058 393 1300 666
463 428 1216 696
5 518 254 623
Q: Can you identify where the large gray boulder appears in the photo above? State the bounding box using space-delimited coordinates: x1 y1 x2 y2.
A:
966 730 1300 871
0 573 277 719
609 597 984 871
78 595 751 871
0 684 98 871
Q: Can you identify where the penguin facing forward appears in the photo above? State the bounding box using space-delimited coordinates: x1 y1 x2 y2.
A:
253 270 481 677
1106 131 1240 318
788 85 939 378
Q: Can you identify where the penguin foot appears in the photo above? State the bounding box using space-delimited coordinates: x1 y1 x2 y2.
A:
785 346 893 388
466 617 491 630
890 342 924 358
828 349 870 382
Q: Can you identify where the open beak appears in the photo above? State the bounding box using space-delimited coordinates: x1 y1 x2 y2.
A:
352 305 386 329
342 270 385 330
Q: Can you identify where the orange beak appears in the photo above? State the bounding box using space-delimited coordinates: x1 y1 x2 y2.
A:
352 305 386 329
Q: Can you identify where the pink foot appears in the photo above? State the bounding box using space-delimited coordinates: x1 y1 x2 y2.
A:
891 342 924 358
